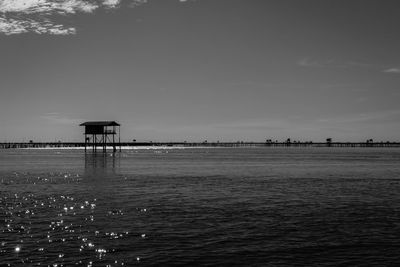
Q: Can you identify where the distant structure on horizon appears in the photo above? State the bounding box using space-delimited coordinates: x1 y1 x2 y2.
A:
79 121 121 153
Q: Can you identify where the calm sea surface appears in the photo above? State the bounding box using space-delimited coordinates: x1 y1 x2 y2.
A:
1 147 400 266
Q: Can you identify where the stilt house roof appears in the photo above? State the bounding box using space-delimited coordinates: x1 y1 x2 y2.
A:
79 121 120 126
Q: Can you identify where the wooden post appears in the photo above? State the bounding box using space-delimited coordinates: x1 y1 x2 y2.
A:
104 126 107 153
112 126 116 152
93 134 96 153
119 125 121 152
101 131 103 153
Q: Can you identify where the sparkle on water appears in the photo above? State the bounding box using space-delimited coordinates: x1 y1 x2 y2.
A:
1 167 136 265
1 147 400 266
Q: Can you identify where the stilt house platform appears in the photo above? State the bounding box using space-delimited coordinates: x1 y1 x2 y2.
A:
80 121 121 153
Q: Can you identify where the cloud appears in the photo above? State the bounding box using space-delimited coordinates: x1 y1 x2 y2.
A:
0 0 147 35
128 0 147 8
0 0 98 14
298 58 400 75
317 109 400 124
0 16 76 35
297 58 325 68
40 113 82 124
297 58 373 69
383 68 400 74
0 17 28 34
102 0 121 9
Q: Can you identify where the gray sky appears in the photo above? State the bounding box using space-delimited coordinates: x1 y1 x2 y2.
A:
1 0 400 142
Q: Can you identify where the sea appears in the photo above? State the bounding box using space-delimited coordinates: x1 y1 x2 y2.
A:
1 147 400 266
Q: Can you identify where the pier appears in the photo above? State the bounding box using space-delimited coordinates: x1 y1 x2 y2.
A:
1 141 399 149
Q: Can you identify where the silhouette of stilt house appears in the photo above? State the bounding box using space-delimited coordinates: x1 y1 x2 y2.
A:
80 121 121 153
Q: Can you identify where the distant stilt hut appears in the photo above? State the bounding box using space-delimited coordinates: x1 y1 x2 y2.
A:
80 121 121 153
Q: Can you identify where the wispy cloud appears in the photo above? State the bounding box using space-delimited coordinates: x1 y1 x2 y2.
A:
0 0 98 13
0 0 147 35
40 113 82 124
0 16 76 35
102 0 122 9
297 58 373 69
298 57 400 75
297 58 327 68
316 109 400 124
383 68 400 74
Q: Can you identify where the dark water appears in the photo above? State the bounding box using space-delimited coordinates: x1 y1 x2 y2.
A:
1 147 400 266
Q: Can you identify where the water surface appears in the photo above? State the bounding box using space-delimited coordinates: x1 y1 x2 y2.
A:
1 147 400 266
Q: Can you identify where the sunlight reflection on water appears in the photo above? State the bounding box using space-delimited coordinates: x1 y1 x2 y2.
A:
1 148 400 265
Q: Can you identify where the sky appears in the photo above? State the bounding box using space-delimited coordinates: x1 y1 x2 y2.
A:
1 0 400 142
